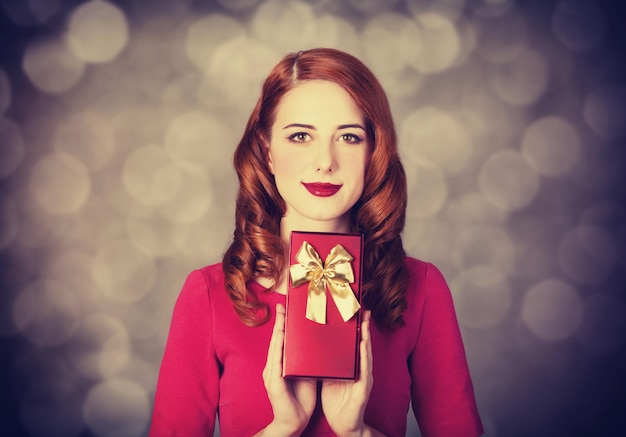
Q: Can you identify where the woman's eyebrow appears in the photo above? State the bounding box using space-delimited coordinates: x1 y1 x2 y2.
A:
283 123 315 130
283 123 365 130
338 123 366 130
282 123 366 130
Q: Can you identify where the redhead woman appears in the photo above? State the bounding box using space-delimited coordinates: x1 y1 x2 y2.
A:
149 48 483 437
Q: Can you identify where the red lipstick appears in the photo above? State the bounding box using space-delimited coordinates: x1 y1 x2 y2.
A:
303 182 341 197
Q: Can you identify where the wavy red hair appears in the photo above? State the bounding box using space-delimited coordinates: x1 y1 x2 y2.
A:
222 48 409 330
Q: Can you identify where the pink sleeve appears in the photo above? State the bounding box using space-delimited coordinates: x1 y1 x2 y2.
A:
410 263 483 437
149 270 219 437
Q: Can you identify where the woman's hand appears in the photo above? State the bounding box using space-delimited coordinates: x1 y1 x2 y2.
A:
321 310 384 437
255 303 316 437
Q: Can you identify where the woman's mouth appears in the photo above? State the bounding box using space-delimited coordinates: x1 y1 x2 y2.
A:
302 182 342 197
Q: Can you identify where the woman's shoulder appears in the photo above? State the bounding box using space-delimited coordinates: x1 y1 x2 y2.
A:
404 256 427 274
193 262 225 282
176 262 225 305
403 256 451 297
404 256 444 280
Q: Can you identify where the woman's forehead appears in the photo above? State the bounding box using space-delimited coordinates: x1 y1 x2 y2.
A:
273 80 364 125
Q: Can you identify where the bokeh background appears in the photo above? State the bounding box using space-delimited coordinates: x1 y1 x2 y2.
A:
1 0 625 436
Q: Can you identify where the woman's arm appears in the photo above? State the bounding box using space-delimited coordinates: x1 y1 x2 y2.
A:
410 263 483 437
149 270 220 436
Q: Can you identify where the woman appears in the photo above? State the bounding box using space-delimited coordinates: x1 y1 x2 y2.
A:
149 48 483 437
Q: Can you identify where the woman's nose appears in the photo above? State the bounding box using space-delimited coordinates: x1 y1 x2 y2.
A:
314 142 335 174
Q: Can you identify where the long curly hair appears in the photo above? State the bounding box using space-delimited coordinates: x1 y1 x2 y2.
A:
222 48 409 330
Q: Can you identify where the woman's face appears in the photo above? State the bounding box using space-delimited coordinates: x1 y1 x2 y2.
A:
267 80 369 231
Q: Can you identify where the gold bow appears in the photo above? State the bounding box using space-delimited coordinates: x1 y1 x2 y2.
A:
289 241 361 324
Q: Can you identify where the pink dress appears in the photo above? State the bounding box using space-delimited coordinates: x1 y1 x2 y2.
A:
149 257 483 437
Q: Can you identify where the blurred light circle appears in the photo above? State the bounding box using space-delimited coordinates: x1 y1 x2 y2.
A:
446 191 508 224
347 0 400 14
580 201 626 228
185 14 245 74
204 38 278 106
8 196 51 249
116 286 174 341
110 105 163 157
476 10 527 63
300 0 334 6
552 0 606 51
126 216 186 257
520 240 557 281
101 171 153 219
54 111 116 171
159 170 214 224
252 1 317 53
71 313 131 379
0 194 19 250
119 355 160 393
178 218 235 266
522 116 581 176
12 280 81 347
479 149 540 211
28 0 61 24
215 0 261 11
558 225 618 285
312 15 360 55
83 378 150 437
0 118 25 178
0 68 11 114
409 13 460 74
122 144 183 207
43 249 100 308
451 18 478 68
165 111 235 176
361 13 420 75
66 0 129 63
491 48 549 106
377 68 424 99
583 83 626 140
400 107 473 175
22 36 85 93
522 278 584 341
576 293 626 355
452 224 515 273
58 200 120 253
450 266 512 329
93 239 156 304
404 161 448 219
108 18 187 106
462 85 533 146
29 151 91 215
403 220 452 266
406 0 467 22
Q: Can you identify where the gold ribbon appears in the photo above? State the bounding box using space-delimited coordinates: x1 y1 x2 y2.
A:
289 241 361 324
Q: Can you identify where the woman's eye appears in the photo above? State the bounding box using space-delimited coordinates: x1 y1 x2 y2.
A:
340 133 362 144
288 132 310 143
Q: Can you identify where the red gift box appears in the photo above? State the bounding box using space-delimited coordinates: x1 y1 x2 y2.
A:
283 231 363 380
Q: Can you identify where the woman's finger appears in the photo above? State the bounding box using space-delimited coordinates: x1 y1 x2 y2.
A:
274 304 286 365
264 303 285 387
360 310 373 384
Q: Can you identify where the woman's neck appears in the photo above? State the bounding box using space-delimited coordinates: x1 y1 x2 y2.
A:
279 215 350 244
